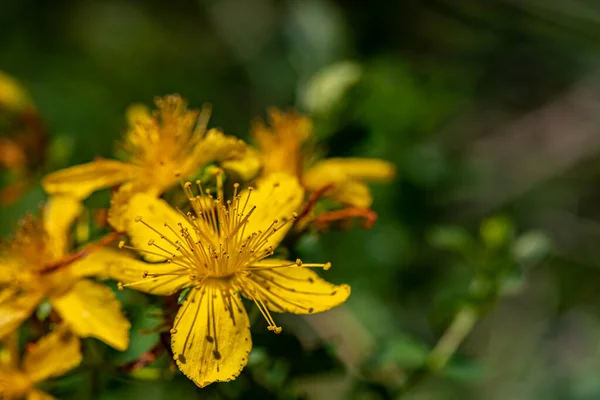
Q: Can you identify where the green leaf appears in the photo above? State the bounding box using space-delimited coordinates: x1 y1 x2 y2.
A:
428 225 473 254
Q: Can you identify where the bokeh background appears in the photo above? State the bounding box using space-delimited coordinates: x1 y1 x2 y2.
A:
3 0 600 399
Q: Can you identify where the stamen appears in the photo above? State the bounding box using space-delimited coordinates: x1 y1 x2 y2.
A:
236 278 282 334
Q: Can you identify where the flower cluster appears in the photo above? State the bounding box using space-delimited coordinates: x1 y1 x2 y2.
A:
0 94 395 394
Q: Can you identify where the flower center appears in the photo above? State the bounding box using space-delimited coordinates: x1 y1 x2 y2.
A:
123 95 211 173
119 175 297 283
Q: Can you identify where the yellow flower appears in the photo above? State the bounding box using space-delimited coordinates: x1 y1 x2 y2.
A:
41 95 247 229
0 196 130 350
95 173 350 387
0 327 82 400
252 109 396 208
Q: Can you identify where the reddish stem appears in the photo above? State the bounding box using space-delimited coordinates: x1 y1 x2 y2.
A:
314 207 378 230
297 183 335 223
40 231 124 275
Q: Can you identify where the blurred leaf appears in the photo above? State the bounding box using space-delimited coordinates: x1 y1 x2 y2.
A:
442 357 486 382
177 287 191 305
111 294 163 366
498 269 527 296
385 334 430 369
480 216 514 250
513 231 552 267
427 225 473 254
36 300 52 321
299 60 362 115
47 134 75 168
247 347 269 368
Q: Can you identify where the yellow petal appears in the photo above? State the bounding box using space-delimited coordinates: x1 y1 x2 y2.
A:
23 327 82 383
83 247 191 296
41 159 140 200
123 193 197 262
180 128 246 178
27 390 56 400
106 182 138 232
64 246 119 279
221 146 262 182
305 158 396 184
0 259 21 285
329 180 374 208
0 369 31 398
303 158 395 207
50 280 130 351
241 173 304 250
42 196 83 258
171 282 252 388
246 260 350 314
0 291 43 339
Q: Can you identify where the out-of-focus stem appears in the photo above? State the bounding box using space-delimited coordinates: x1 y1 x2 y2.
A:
427 305 479 371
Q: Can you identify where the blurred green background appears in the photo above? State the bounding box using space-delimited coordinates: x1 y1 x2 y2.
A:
4 0 600 399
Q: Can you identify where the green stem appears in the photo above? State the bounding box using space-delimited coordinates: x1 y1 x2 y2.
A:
427 305 479 371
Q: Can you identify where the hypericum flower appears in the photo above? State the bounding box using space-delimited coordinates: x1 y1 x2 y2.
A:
0 326 82 400
41 94 247 229
0 196 130 350
252 108 396 208
94 173 350 387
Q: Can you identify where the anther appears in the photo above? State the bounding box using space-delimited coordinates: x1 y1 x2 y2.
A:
324 262 332 271
118 241 125 249
170 328 178 334
296 258 302 266
142 270 149 278
135 216 142 222
292 212 298 220
268 326 282 334
117 282 124 290
148 239 155 246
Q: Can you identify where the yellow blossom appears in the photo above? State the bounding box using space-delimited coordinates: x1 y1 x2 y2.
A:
94 173 350 387
0 196 130 350
41 95 248 229
0 326 82 400
252 109 396 208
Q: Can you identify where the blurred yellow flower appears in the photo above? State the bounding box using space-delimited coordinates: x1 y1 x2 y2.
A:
41 95 248 229
94 173 350 387
252 109 396 208
0 196 130 350
0 71 34 112
0 327 82 400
